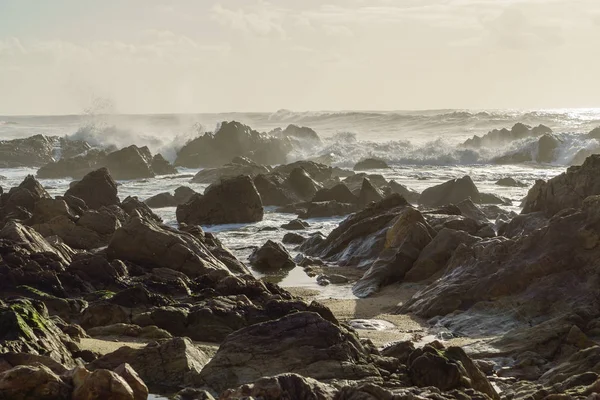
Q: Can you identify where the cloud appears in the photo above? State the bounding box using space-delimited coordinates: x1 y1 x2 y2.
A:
211 2 286 37
323 25 354 37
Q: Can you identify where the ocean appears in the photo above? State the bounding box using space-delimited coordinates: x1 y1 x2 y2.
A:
1 109 599 291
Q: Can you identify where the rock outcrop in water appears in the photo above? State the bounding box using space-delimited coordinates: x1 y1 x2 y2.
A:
463 123 552 148
354 158 390 170
176 175 264 225
0 134 90 168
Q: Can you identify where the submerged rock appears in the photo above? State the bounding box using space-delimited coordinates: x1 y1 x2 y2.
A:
354 158 390 171
176 175 264 225
249 240 295 271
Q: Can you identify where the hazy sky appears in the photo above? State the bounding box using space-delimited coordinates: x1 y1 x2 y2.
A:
0 0 599 114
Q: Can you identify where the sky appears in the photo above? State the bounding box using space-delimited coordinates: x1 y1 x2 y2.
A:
0 0 599 115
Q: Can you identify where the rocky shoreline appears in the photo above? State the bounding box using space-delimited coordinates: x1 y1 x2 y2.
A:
1 121 600 399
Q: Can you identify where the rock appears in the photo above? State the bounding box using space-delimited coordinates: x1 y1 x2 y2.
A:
405 228 479 282
312 184 357 204
388 180 421 204
144 192 177 208
114 363 149 400
282 232 306 245
253 174 300 207
219 373 336 400
36 149 106 180
0 175 50 221
104 145 155 180
277 124 322 144
0 220 72 265
343 173 387 192
0 364 71 400
420 176 480 207
286 168 322 201
498 212 548 238
0 298 77 368
352 207 433 297
151 153 177 175
65 168 119 210
536 134 560 163
176 175 263 225
281 219 309 230
121 196 162 223
354 158 390 170
496 177 527 187
357 178 384 208
175 121 291 168
71 367 136 400
463 123 552 148
249 240 295 271
191 159 269 184
107 216 232 278
30 198 77 225
479 192 511 205
522 155 600 216
299 201 357 219
199 312 380 393
0 134 88 168
272 161 348 183
90 337 209 390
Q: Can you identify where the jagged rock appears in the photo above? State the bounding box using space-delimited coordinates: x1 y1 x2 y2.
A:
272 161 350 183
91 337 209 390
0 364 71 400
144 192 177 208
175 121 291 168
498 212 548 238
220 373 337 400
312 184 357 204
107 216 232 278
463 123 552 148
354 158 390 170
249 240 295 271
199 312 380 393
299 201 357 219
0 298 77 368
343 173 387 192
274 124 322 144
419 176 480 207
0 134 89 168
357 178 384 208
496 177 527 187
405 228 479 282
176 175 263 225
388 180 420 204
281 219 309 230
113 363 149 400
104 145 155 180
191 159 269 184
253 174 301 206
0 175 50 221
536 134 560 163
522 155 600 216
0 220 72 265
151 154 177 175
282 232 306 245
36 149 106 180
352 207 433 297
30 198 77 225
286 168 322 201
65 168 119 210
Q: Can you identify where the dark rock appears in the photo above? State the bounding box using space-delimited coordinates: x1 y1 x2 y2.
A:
0 134 88 168
249 240 295 271
312 184 357 204
496 177 527 187
343 173 387 192
144 192 177 208
419 176 480 207
536 134 560 163
282 232 306 245
176 175 263 225
388 180 420 204
281 219 309 230
0 364 72 400
253 174 301 207
357 178 384 208
199 312 380 393
65 168 119 210
286 168 322 201
276 124 321 144
36 149 106 180
220 373 336 400
104 145 154 180
299 201 357 219
191 159 269 184
354 158 390 171
151 153 177 175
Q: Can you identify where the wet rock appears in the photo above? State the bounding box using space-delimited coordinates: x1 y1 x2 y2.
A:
272 161 349 183
282 232 306 245
299 201 357 219
343 173 388 192
71 366 137 400
388 180 421 204
249 240 295 271
151 153 177 175
175 121 291 168
253 173 301 206
463 123 552 148
0 134 89 168
522 155 600 216
498 211 548 238
357 178 385 208
286 167 322 201
104 145 155 180
0 220 72 265
30 198 77 225
36 149 106 180
107 216 232 278
405 228 479 282
0 364 71 400
312 183 357 204
176 175 263 225
0 175 50 221
354 158 390 171
419 176 480 207
281 219 309 230
496 177 527 187
191 159 269 184
65 168 119 210
220 373 337 400
90 337 209 390
199 311 380 393
536 133 560 163
275 124 322 144
352 207 433 297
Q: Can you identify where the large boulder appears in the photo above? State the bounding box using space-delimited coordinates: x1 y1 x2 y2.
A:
273 124 322 144
249 240 295 271
0 175 51 222
312 184 357 204
36 149 106 180
388 180 420 204
90 337 209 391
0 364 71 400
0 135 88 168
65 168 119 210
107 216 233 278
463 123 552 148
71 367 137 400
286 168 322 201
357 178 384 209
199 312 380 393
220 373 336 400
299 201 357 219
175 121 291 168
536 134 560 163
354 158 390 171
176 175 263 225
151 153 177 175
522 155 600 216
419 176 480 207
144 187 197 209
191 159 269 184
104 145 154 180
253 174 301 207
